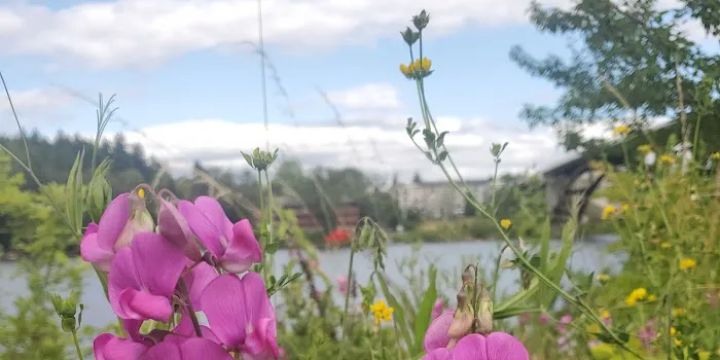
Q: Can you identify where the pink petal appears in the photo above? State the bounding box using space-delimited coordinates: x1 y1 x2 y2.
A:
220 219 262 273
194 196 234 241
184 262 218 310
80 224 114 271
117 288 173 321
158 199 202 261
422 348 452 360
108 248 140 317
139 340 181 360
179 338 234 360
130 232 187 297
122 319 145 342
486 332 529 360
424 310 454 352
452 334 488 360
93 333 148 360
201 273 277 350
243 316 280 359
97 193 131 250
173 311 221 344
179 200 225 258
432 299 445 320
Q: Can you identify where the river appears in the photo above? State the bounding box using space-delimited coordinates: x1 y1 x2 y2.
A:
0 237 622 328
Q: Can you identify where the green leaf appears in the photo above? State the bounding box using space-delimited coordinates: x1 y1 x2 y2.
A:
412 265 437 355
375 272 412 348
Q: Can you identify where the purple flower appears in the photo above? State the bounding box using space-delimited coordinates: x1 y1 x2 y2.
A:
108 232 186 321
200 273 281 359
81 193 154 271
93 334 232 360
179 196 262 273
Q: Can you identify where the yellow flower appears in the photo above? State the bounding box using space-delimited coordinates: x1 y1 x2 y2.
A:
679 258 697 271
399 63 413 77
670 326 678 336
647 294 657 302
659 154 675 165
613 124 631 136
601 205 616 220
625 288 648 307
637 144 652 154
137 187 145 199
500 219 512 230
711 152 720 161
412 57 432 72
672 307 686 317
699 350 711 360
596 273 611 283
599 309 611 320
370 299 394 325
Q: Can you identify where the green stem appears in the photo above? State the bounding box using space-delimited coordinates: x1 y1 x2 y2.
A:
491 159 500 213
342 248 356 326
71 330 84 360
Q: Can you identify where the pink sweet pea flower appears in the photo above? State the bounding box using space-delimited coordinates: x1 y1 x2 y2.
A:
108 232 186 321
81 192 154 271
93 334 232 360
179 196 262 273
183 261 219 310
158 198 202 261
201 273 281 359
432 299 445 320
423 311 529 360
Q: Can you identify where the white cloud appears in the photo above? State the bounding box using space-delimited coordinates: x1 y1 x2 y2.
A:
0 0 572 68
326 83 400 111
0 87 76 131
109 116 567 181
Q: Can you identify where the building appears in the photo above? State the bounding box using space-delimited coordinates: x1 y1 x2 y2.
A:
396 179 491 218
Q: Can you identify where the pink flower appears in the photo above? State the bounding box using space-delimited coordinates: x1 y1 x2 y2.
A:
81 192 154 271
158 198 202 261
179 196 262 273
201 273 281 359
423 312 529 360
432 299 445 320
183 262 218 310
337 275 349 294
108 232 186 321
93 334 232 360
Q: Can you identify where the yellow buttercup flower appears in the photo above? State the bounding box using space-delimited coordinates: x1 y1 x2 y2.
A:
601 205 616 220
613 124 631 136
500 219 512 230
625 287 648 307
679 258 697 271
659 154 675 165
370 299 394 325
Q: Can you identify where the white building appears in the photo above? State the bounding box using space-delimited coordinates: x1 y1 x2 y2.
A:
397 179 491 218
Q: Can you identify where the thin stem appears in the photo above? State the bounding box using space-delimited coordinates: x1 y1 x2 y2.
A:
257 0 270 151
1 71 32 170
491 159 500 213
178 280 203 337
342 248 356 326
71 330 84 360
264 169 274 246
491 245 508 302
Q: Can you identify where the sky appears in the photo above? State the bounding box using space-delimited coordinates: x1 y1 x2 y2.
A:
0 0 714 182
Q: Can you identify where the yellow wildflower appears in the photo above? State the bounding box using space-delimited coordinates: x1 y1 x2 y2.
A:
659 154 675 165
613 124 631 136
621 203 630 212
672 307 686 317
670 326 677 336
648 294 657 302
412 57 432 72
625 288 647 307
699 350 711 360
601 205 616 220
599 309 611 320
500 219 512 230
674 338 682 347
637 144 652 154
679 258 697 271
596 273 610 283
370 299 394 325
399 63 413 78
711 152 720 161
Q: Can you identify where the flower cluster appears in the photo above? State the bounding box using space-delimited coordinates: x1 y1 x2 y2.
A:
369 299 394 325
625 287 657 307
80 189 280 360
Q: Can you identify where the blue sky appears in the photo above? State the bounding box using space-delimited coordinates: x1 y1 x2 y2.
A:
0 0 711 180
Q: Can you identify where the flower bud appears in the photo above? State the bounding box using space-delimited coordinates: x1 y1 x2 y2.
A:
412 10 430 31
401 27 419 46
158 198 202 261
476 289 493 334
114 191 154 250
51 292 82 333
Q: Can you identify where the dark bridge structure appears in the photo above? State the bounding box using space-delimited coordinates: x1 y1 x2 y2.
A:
542 155 606 222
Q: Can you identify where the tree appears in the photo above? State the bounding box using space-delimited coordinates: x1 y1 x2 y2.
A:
512 0 720 151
